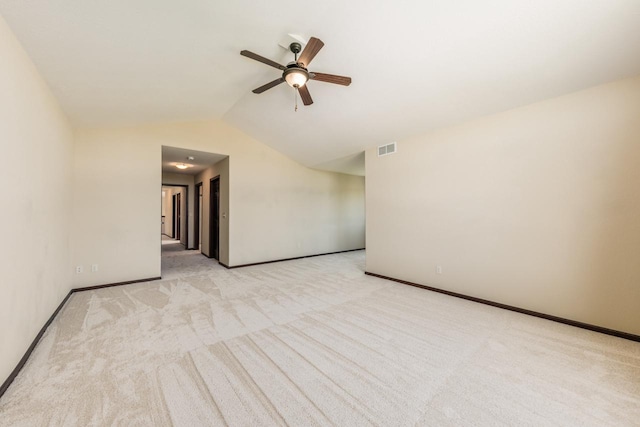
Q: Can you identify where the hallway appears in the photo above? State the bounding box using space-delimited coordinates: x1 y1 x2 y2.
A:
161 234 181 246
161 234 220 280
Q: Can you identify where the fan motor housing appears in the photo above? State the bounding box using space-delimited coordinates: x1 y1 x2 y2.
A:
289 42 302 55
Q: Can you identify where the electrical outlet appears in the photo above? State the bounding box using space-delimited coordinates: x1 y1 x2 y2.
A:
436 265 442 274
91 264 98 272
76 266 83 274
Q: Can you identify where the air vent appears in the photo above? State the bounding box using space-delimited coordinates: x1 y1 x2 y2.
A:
378 142 397 157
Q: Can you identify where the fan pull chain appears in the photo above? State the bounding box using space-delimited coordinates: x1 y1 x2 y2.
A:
294 87 298 112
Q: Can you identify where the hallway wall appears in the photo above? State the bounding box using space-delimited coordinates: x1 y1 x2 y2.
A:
0 15 74 384
195 158 230 264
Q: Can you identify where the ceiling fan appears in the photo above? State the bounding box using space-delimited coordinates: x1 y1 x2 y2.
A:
240 37 351 107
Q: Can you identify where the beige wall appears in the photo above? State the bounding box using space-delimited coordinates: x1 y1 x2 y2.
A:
72 120 365 286
0 16 74 382
195 158 230 264
366 75 640 336
230 152 365 266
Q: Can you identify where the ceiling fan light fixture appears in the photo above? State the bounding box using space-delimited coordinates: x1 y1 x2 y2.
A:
241 36 350 107
283 67 309 88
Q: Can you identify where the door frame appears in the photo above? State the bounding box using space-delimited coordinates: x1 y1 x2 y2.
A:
208 176 220 260
175 193 181 240
194 182 203 252
171 195 176 238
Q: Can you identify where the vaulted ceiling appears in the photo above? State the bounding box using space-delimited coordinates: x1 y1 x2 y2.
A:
2 1 640 175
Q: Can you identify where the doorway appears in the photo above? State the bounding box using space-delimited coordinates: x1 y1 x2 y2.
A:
162 184 188 247
194 182 203 252
171 195 176 237
174 193 181 241
209 176 220 260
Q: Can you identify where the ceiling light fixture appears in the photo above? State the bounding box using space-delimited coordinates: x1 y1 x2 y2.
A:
174 157 196 170
283 67 309 88
283 42 309 88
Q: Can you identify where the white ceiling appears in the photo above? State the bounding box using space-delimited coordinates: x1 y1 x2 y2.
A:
2 1 640 176
162 146 227 176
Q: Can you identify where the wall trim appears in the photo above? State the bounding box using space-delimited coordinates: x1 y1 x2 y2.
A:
73 277 162 293
220 248 366 269
0 291 73 398
365 271 640 343
0 276 161 399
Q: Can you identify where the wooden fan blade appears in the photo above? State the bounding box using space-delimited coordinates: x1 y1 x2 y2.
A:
298 85 313 106
241 50 286 70
311 72 352 86
297 37 324 67
252 78 285 94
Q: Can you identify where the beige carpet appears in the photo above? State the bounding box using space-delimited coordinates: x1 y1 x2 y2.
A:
1 249 639 426
161 234 181 246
